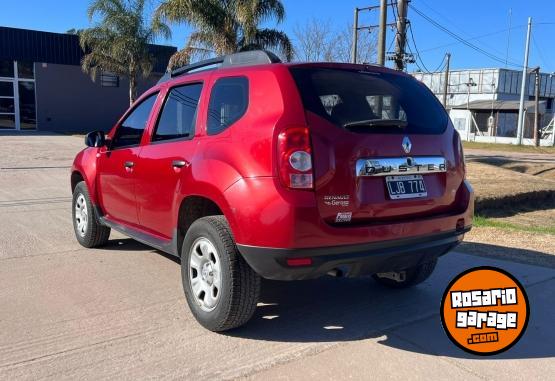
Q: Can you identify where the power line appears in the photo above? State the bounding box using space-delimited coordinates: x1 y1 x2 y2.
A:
417 0 509 58
420 25 525 53
531 34 549 70
410 4 523 68
390 1 443 74
407 21 445 73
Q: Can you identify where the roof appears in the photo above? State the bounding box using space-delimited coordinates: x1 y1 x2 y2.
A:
0 26 177 73
450 99 547 112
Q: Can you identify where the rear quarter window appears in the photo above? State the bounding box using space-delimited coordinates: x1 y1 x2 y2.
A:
207 77 249 135
290 67 448 134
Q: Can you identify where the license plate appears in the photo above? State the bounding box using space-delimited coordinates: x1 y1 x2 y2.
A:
386 175 427 200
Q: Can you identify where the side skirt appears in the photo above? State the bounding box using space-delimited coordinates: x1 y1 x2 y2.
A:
95 206 178 257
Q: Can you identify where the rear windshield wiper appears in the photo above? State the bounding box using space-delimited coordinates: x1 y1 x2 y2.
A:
343 119 408 129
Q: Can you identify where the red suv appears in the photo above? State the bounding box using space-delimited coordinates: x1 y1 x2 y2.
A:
71 51 473 331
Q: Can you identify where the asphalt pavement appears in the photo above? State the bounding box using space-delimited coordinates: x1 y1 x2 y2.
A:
0 132 553 380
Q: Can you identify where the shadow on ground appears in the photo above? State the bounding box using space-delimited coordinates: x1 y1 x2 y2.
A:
459 241 555 269
100 237 554 360
225 243 555 361
101 238 180 264
475 191 555 217
476 191 555 218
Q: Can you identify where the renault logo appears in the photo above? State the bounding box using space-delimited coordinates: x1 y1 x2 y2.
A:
402 136 412 154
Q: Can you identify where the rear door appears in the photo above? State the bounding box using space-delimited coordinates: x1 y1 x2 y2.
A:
135 82 204 238
97 93 158 226
289 66 463 225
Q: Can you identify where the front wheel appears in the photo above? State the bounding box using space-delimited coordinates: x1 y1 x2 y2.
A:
181 216 260 331
373 259 438 288
72 181 110 248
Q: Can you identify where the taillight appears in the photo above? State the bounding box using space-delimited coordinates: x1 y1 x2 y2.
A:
278 126 314 190
454 131 466 179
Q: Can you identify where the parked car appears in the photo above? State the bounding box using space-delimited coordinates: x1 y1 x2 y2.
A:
71 51 474 331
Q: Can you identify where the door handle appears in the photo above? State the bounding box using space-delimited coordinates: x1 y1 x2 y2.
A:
124 161 134 168
172 160 189 168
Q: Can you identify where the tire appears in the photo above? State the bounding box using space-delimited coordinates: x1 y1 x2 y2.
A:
181 215 260 332
72 181 110 248
373 259 438 289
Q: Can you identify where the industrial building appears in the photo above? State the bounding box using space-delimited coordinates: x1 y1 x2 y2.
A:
0 27 176 133
413 68 555 146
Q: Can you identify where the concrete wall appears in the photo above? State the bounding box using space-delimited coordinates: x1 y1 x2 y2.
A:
34 62 161 133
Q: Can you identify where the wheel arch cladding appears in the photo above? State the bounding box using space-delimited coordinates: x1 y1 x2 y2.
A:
176 195 232 257
71 171 84 192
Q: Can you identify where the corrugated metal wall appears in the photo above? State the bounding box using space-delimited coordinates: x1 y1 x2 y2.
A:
0 27 176 73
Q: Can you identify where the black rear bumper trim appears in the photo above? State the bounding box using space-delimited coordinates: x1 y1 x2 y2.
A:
237 227 470 280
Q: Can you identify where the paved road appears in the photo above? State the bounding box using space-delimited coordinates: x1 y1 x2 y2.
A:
1 133 554 380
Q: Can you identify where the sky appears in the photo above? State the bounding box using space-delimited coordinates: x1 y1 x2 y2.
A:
1 0 554 73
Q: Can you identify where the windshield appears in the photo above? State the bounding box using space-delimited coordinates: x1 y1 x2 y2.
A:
290 67 448 134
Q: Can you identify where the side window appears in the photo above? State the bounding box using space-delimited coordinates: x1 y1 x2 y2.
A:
111 93 158 149
207 77 248 135
153 83 203 142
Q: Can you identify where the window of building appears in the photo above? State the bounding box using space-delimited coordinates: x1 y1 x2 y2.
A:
111 93 158 149
100 71 119 87
153 83 203 142
453 118 467 132
0 60 14 78
18 81 37 129
17 62 34 79
0 60 37 130
207 77 249 135
0 115 15 129
0 98 14 113
0 81 14 97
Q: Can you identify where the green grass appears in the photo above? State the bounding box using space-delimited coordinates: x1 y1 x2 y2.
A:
463 141 555 154
474 215 555 235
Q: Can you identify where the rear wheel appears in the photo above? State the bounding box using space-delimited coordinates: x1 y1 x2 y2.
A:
373 259 437 288
72 181 110 248
181 216 260 331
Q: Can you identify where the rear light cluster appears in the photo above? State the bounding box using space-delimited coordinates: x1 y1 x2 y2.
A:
454 131 466 179
278 126 314 189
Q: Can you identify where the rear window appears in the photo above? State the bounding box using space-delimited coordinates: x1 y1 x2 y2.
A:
290 67 448 134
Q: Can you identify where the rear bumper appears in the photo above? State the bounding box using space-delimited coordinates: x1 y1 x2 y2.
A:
237 226 470 280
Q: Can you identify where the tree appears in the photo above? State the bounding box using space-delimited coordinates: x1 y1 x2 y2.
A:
79 0 171 105
293 18 377 64
293 19 336 62
154 0 293 69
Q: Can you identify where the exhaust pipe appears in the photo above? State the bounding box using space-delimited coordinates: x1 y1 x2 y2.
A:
327 268 344 277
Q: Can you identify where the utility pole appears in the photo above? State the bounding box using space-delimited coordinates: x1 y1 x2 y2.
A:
516 17 532 145
352 3 396 65
442 52 451 107
532 67 541 146
352 8 359 63
394 0 409 70
377 0 388 66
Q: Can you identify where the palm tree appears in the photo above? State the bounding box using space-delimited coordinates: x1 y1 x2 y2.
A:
80 0 171 105
154 0 293 69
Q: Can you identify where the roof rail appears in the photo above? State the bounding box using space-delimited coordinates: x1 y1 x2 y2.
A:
157 50 281 84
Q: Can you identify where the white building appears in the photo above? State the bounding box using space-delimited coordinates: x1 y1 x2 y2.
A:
412 68 555 146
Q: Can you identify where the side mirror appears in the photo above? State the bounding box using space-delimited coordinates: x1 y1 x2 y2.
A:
85 131 106 148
